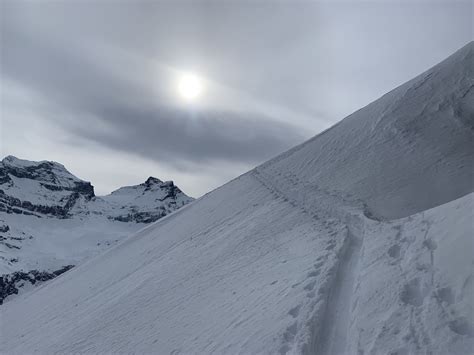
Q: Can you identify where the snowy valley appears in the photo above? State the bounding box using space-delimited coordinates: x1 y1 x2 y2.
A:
0 42 473 355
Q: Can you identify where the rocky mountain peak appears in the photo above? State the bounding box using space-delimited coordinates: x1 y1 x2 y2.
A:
144 176 163 186
1 156 94 197
2 156 68 179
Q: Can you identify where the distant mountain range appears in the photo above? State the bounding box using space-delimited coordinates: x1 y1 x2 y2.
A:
0 155 193 303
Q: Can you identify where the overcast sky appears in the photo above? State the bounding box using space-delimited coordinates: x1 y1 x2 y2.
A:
1 0 472 197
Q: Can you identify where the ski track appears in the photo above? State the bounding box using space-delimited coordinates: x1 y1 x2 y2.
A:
309 228 362 355
251 167 365 354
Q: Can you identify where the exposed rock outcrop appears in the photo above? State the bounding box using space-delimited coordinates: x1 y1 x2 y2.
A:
0 265 74 305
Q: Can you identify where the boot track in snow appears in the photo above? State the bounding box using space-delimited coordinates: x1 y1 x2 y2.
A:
251 168 365 354
305 228 363 355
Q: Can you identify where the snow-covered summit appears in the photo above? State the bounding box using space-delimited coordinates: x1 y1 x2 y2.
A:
94 176 193 223
107 176 183 201
2 155 66 169
1 43 473 354
1 155 90 192
1 155 94 214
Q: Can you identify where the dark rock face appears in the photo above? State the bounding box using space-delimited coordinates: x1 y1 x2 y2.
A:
143 176 163 187
158 181 182 201
143 178 185 201
0 265 74 305
111 210 168 223
0 189 66 217
0 157 95 218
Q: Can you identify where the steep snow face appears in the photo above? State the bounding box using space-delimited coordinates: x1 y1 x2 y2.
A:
1 43 473 354
262 41 473 220
0 156 193 301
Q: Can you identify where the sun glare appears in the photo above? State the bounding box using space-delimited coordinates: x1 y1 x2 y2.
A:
177 72 204 102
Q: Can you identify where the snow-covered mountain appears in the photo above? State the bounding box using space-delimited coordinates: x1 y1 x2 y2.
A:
1 42 473 354
0 156 193 303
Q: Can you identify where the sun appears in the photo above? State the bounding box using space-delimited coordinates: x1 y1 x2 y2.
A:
177 72 204 102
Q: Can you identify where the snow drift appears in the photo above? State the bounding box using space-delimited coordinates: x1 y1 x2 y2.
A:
1 42 473 354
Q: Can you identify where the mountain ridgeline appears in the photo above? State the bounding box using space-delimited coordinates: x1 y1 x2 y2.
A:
0 156 193 303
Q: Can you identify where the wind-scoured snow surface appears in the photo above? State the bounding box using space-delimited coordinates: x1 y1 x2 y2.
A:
1 43 473 354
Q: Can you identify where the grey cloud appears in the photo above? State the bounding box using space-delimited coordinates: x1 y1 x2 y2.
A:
74 106 303 167
1 0 472 195
1 15 304 167
1 23 147 114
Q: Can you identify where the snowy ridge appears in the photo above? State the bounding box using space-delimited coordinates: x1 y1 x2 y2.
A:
260 41 473 220
1 42 473 354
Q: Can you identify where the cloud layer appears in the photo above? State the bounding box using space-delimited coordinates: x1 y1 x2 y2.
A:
1 15 304 169
1 0 471 196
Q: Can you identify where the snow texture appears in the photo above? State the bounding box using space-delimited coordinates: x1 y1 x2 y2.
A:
1 42 473 354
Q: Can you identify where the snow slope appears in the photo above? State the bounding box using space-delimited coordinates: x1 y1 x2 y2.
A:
260 41 473 221
1 42 472 354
